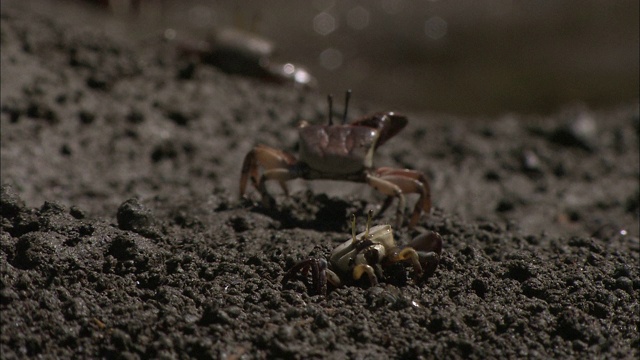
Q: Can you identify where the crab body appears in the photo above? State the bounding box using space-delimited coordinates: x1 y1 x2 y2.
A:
329 224 392 280
298 124 378 175
240 91 431 228
282 211 443 295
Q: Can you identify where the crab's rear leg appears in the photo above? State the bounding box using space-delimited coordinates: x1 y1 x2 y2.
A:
369 168 431 228
240 144 298 205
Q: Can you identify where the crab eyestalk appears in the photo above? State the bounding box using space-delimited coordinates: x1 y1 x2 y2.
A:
364 209 373 238
327 94 334 125
342 89 352 124
351 214 357 242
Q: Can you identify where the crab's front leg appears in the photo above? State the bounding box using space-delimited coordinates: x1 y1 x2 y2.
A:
389 231 442 280
240 144 299 206
352 264 380 286
282 258 340 295
407 231 442 278
366 167 431 228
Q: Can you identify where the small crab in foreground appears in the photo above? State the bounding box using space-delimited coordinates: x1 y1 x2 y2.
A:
240 91 431 228
282 211 443 295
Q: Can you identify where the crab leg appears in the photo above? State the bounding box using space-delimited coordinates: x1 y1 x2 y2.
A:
315 259 327 295
375 167 431 212
326 269 341 288
240 144 298 202
406 232 443 278
366 175 406 228
281 258 330 295
255 169 300 207
352 264 379 286
281 259 313 285
369 168 431 228
375 196 395 222
392 247 424 277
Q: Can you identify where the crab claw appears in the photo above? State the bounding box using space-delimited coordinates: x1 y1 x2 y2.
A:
351 112 408 149
405 231 443 279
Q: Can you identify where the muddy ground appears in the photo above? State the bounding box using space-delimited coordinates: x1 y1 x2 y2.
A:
1 3 639 359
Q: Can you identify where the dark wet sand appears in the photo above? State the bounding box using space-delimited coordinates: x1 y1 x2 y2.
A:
1 3 638 359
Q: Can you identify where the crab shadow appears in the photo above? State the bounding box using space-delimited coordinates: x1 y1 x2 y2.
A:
246 191 369 233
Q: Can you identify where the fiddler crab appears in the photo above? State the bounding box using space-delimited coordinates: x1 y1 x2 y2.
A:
282 211 443 295
240 91 431 228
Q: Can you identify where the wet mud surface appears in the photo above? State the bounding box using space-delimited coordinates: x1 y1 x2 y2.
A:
1 4 639 359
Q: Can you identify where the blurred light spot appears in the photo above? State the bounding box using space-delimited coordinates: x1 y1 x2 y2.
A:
347 6 370 30
163 28 176 41
313 12 337 36
424 16 447 40
283 63 296 75
380 0 404 14
294 68 314 85
319 48 343 70
188 6 214 29
620 229 628 236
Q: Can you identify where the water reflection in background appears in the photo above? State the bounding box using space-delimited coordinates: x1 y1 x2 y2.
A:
30 0 640 116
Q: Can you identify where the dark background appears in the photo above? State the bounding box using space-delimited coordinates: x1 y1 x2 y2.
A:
22 0 640 116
